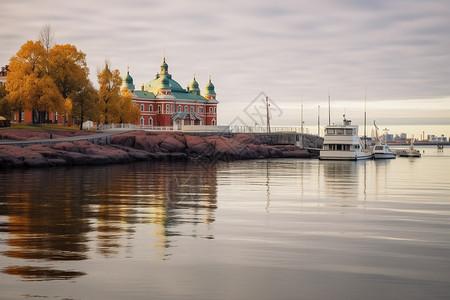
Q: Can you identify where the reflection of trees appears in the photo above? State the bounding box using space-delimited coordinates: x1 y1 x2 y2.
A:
0 160 218 280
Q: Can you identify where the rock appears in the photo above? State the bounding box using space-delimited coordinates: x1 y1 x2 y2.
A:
159 135 186 152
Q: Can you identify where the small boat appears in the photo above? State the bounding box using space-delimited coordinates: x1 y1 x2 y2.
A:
371 121 396 159
373 144 396 159
320 115 373 160
392 141 421 157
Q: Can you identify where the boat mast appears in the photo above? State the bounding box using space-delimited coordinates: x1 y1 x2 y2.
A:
301 97 304 134
317 105 320 136
364 87 367 149
266 96 271 133
328 90 331 126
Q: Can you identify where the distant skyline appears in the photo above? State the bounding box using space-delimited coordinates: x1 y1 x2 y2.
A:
1 0 449 136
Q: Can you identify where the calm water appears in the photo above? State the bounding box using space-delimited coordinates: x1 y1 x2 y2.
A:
1 146 449 300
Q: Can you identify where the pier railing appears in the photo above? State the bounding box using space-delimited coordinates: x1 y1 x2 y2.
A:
92 123 312 135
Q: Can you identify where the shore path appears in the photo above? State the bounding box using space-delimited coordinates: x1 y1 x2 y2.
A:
0 129 135 147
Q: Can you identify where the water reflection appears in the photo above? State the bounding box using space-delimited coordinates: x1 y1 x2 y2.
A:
321 160 366 201
0 161 217 280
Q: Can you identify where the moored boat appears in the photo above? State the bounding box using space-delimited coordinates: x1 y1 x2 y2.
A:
392 141 421 157
320 115 372 160
371 121 396 159
373 144 396 159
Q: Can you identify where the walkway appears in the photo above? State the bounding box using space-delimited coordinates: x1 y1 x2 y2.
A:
0 129 136 147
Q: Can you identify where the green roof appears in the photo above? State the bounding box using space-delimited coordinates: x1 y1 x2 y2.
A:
134 90 156 99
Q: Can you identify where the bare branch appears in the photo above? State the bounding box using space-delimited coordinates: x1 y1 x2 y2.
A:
39 24 55 52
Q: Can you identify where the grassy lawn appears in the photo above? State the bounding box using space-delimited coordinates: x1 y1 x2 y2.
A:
0 123 93 132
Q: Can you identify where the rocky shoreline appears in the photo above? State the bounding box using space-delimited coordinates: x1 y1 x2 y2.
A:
0 130 314 168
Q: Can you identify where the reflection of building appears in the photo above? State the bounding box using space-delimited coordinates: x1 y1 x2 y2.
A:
122 57 219 127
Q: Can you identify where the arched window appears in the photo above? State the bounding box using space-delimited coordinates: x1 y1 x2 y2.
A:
213 107 216 114
178 105 182 112
140 104 144 111
166 104 170 113
149 117 153 126
211 118 216 126
184 105 188 112
140 117 144 125
149 105 153 112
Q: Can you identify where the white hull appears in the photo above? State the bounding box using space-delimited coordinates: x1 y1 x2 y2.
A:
372 144 396 159
320 150 372 160
373 153 396 159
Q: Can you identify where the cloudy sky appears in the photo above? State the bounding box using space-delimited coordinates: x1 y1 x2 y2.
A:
1 0 449 135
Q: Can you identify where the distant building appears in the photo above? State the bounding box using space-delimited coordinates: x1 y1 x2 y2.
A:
122 57 219 128
0 65 9 87
385 134 394 142
400 133 407 140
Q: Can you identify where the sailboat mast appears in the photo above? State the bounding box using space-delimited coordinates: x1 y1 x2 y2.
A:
318 105 320 136
301 101 304 134
364 87 367 149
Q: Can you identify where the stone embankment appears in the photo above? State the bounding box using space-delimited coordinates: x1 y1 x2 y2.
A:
0 130 313 168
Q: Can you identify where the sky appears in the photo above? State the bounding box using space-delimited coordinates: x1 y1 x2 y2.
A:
1 0 449 137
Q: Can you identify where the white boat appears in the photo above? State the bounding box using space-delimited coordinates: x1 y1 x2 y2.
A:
392 141 421 157
371 121 396 159
320 115 373 160
373 144 396 159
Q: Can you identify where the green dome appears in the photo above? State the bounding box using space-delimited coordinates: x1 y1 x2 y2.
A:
160 57 168 74
158 74 171 90
122 71 135 90
189 75 200 94
204 77 216 95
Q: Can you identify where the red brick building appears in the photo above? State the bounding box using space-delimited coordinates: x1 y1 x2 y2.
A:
122 58 219 128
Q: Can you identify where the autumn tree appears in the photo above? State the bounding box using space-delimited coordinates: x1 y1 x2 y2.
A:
0 84 14 120
6 25 94 125
96 61 130 124
6 40 64 123
70 80 98 129
118 92 140 124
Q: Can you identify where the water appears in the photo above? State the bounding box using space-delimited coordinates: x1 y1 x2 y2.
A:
1 146 449 299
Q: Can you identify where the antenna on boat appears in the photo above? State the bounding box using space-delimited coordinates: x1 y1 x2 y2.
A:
328 90 331 126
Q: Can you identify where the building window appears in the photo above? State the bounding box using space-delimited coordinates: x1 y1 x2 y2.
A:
212 118 216 126
140 117 144 125
184 105 188 112
199 107 203 113
190 106 194 113
213 107 216 114
140 104 144 111
149 117 153 126
178 105 182 112
158 105 161 113
209 107 213 113
149 105 153 112
166 104 170 113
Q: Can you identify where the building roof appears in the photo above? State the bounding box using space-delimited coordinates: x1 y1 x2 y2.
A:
134 90 156 99
122 70 135 90
133 58 218 103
